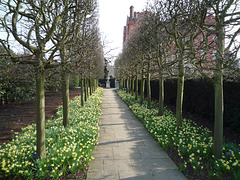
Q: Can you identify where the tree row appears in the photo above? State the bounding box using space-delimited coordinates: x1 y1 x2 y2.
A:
115 0 240 158
0 0 104 158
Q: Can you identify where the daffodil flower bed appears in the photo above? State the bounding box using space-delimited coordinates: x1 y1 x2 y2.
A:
0 88 103 179
117 89 240 179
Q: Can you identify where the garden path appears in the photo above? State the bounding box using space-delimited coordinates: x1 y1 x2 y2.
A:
87 89 187 180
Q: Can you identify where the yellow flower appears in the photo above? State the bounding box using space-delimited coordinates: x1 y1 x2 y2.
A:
2 159 6 168
233 160 238 166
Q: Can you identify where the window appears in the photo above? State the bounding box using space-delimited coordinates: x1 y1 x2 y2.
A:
212 50 217 60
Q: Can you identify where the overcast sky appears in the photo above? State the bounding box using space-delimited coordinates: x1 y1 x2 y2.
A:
98 0 148 62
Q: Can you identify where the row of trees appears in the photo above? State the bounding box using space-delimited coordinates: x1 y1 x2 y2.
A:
115 0 240 158
0 48 81 105
0 0 104 158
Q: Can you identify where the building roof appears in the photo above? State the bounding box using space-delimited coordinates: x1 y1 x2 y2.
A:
123 6 143 43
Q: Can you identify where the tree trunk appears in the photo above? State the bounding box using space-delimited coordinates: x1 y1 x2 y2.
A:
158 68 164 116
119 79 123 89
87 78 89 98
89 78 92 96
84 77 87 101
135 67 139 100
62 71 70 127
126 78 129 93
123 79 127 91
147 60 151 108
213 20 224 158
60 46 70 128
94 79 98 92
129 78 131 94
140 69 145 105
93 79 96 92
36 68 46 158
92 79 94 92
81 74 84 106
131 75 135 96
95 79 97 91
128 76 132 94
176 56 184 128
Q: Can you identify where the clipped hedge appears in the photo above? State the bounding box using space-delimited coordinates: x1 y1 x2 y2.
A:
138 78 240 133
98 79 115 88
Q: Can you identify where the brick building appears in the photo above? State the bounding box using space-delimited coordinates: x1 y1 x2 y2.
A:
123 6 143 43
122 6 218 76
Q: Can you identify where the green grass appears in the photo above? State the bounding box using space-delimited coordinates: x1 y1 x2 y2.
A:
117 89 240 179
0 88 103 179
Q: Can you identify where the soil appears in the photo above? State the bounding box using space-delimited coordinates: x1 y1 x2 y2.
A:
0 88 81 145
166 104 240 145
164 104 239 179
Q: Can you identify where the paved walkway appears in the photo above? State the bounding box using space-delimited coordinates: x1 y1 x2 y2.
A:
87 89 187 180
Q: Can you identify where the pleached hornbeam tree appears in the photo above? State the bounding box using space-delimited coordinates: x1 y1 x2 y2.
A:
50 0 98 127
153 0 207 127
71 2 104 107
191 0 240 158
145 3 175 116
0 0 71 158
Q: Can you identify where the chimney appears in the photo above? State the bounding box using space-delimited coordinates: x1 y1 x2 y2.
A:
130 6 134 19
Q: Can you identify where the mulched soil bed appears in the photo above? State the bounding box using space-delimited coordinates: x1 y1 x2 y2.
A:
0 88 81 145
166 104 240 145
0 87 89 179
165 104 239 179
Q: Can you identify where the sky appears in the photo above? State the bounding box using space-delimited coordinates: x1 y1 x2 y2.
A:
98 0 148 62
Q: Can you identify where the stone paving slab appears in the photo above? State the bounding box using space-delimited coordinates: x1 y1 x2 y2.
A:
87 89 187 180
